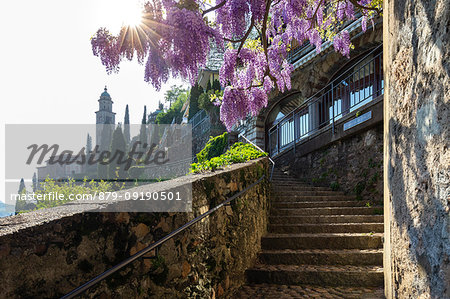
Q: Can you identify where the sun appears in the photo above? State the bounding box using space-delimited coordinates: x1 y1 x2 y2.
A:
120 1 144 27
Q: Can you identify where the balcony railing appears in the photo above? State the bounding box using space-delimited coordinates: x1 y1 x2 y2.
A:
269 46 383 157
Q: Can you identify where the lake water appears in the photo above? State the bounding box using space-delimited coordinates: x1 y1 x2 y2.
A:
0 201 14 217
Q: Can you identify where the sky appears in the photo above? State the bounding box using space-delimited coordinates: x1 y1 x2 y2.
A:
0 0 186 125
0 0 187 204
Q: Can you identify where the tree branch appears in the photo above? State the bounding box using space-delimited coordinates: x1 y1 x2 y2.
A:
348 0 381 14
237 18 255 54
308 0 324 30
261 0 272 59
202 0 227 16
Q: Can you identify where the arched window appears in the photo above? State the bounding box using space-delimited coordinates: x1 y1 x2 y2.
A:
266 93 304 128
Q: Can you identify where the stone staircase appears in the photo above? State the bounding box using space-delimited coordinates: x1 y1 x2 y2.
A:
234 169 384 298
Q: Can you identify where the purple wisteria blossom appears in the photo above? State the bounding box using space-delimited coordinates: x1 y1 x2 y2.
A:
91 0 381 130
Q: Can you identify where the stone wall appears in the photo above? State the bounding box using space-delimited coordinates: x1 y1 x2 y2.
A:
384 0 449 298
0 158 270 298
273 94 384 204
275 123 384 204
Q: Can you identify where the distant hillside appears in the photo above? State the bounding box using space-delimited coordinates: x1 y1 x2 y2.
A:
0 201 14 217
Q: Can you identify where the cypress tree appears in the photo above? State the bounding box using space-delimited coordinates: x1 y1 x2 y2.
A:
18 178 26 194
212 79 221 91
139 105 148 147
86 133 92 155
124 105 130 144
108 126 127 180
32 173 37 192
188 83 203 120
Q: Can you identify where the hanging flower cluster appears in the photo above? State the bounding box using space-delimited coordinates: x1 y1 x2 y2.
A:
92 0 381 130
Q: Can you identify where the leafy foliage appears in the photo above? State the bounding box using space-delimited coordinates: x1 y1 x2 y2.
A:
156 89 189 124
198 79 222 112
164 85 187 107
31 177 114 210
196 132 229 163
191 142 267 173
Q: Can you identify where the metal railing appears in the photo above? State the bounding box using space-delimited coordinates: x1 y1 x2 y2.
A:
189 109 208 129
61 174 266 299
238 134 275 181
189 109 211 137
269 45 383 157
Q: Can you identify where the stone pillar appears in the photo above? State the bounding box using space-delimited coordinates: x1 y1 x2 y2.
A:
383 0 449 298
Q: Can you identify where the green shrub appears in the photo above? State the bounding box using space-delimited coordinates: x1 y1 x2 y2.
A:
330 182 340 191
196 132 229 163
191 142 267 173
34 177 114 210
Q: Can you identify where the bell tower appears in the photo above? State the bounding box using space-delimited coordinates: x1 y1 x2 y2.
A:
95 86 116 150
95 86 116 125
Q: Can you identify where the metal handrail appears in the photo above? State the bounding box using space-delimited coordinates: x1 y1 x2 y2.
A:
61 174 266 299
238 134 275 181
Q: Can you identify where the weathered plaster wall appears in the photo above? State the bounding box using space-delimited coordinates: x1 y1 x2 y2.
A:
0 159 269 298
384 0 449 298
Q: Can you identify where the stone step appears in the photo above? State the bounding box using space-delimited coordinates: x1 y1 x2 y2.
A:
269 223 384 234
271 172 294 175
261 233 383 250
233 284 385 298
246 264 384 287
272 190 345 196
271 207 383 216
271 177 305 181
271 195 356 201
271 178 303 181
271 182 309 186
272 201 368 208
258 249 383 266
272 185 332 191
269 215 384 224
271 179 307 183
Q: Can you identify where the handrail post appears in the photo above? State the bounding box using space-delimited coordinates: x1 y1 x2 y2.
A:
277 124 280 155
292 111 296 155
331 82 335 136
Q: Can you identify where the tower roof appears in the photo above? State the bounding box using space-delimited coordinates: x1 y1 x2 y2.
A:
101 86 110 98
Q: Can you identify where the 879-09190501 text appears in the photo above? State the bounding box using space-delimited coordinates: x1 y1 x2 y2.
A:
11 191 183 202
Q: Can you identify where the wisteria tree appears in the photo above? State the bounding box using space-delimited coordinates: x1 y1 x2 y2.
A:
91 0 381 130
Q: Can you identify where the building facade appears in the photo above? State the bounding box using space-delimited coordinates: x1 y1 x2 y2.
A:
233 15 384 200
